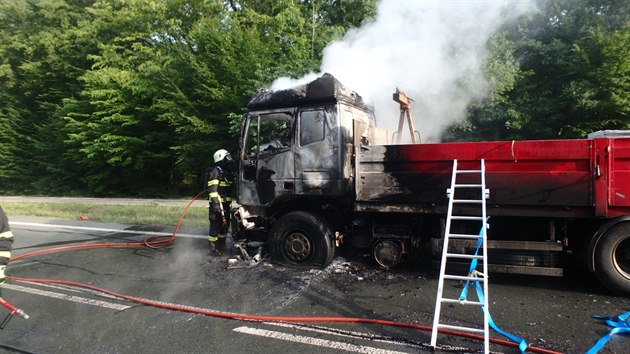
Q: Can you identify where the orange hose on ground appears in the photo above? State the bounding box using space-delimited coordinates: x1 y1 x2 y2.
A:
6 191 562 354
10 190 207 262
6 276 561 354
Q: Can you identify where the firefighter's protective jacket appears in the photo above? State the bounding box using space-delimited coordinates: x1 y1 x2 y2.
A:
0 207 13 290
205 165 235 213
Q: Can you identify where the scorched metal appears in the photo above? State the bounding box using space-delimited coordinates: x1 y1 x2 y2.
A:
232 73 630 296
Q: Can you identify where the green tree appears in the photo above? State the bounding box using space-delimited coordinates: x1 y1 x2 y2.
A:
448 0 629 141
0 0 98 194
0 1 40 192
62 0 182 196
61 0 313 195
299 0 377 68
162 0 319 192
1 0 379 196
444 32 525 142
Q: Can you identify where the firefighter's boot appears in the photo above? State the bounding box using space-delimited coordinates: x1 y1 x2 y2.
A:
208 240 221 256
216 237 227 253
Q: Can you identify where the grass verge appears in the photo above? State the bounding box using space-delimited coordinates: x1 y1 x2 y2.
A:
1 202 208 228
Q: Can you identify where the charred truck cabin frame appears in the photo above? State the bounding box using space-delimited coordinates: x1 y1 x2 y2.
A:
234 73 630 296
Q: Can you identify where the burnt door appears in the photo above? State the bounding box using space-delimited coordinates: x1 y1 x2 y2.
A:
295 106 343 195
239 112 295 206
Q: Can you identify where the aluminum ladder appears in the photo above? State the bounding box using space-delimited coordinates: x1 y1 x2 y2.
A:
430 159 490 353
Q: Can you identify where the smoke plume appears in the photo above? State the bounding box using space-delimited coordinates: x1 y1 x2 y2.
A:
272 0 535 142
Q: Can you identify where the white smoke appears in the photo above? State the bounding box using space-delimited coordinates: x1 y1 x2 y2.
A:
272 0 535 142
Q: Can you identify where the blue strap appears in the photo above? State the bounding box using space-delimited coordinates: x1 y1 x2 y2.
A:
458 220 486 302
458 219 528 353
586 310 630 354
473 280 528 352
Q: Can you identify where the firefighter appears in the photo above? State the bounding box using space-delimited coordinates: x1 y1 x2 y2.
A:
0 207 13 296
0 206 29 322
205 149 236 255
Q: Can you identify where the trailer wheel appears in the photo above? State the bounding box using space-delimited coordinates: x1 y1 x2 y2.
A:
594 222 630 295
268 211 335 268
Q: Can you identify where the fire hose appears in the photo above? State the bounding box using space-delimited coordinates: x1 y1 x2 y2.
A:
0 296 29 329
4 192 562 354
0 190 206 327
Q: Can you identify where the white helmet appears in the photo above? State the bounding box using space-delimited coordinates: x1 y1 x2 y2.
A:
213 149 230 163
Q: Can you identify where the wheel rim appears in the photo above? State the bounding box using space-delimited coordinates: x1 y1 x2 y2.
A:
282 231 313 263
373 239 402 268
613 236 630 280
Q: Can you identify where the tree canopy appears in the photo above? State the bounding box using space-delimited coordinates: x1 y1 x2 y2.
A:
0 0 627 196
446 0 629 141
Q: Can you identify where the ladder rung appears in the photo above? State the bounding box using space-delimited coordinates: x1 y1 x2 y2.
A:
447 233 483 239
445 253 484 260
437 324 485 334
451 216 484 221
443 274 484 281
440 298 484 306
453 184 483 188
456 169 482 174
452 199 483 204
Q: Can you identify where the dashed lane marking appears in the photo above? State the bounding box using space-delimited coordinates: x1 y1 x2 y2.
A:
7 281 423 352
263 322 425 351
3 283 131 311
233 326 409 354
9 221 420 352
9 221 206 239
17 280 122 301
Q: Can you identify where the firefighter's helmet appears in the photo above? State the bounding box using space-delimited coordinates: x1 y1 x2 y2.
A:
213 149 231 163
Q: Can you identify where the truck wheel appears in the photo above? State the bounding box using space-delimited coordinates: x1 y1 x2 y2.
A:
269 211 335 268
594 222 630 295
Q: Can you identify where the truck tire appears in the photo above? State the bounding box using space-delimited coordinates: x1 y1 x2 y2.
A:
594 221 630 295
268 211 335 268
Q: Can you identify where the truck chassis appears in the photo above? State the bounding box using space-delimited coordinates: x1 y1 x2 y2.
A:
234 74 630 296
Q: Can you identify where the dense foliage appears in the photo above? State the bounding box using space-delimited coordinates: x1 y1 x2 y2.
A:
0 0 627 196
446 0 629 141
0 0 377 196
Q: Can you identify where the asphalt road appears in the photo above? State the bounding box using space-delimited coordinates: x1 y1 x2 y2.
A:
1 217 629 354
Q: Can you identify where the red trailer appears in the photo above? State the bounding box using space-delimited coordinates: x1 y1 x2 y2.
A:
356 131 630 294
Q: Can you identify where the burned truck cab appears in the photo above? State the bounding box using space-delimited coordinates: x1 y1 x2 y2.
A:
235 74 378 266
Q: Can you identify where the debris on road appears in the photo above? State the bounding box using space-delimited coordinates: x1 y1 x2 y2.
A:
227 241 268 269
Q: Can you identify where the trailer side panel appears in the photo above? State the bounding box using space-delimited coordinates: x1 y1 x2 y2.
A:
357 139 594 216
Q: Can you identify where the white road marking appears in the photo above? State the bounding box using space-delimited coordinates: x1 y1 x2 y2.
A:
3 283 131 311
9 221 206 239
263 322 423 350
18 281 122 301
233 326 409 354
7 281 232 316
7 221 419 352
7 281 421 352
